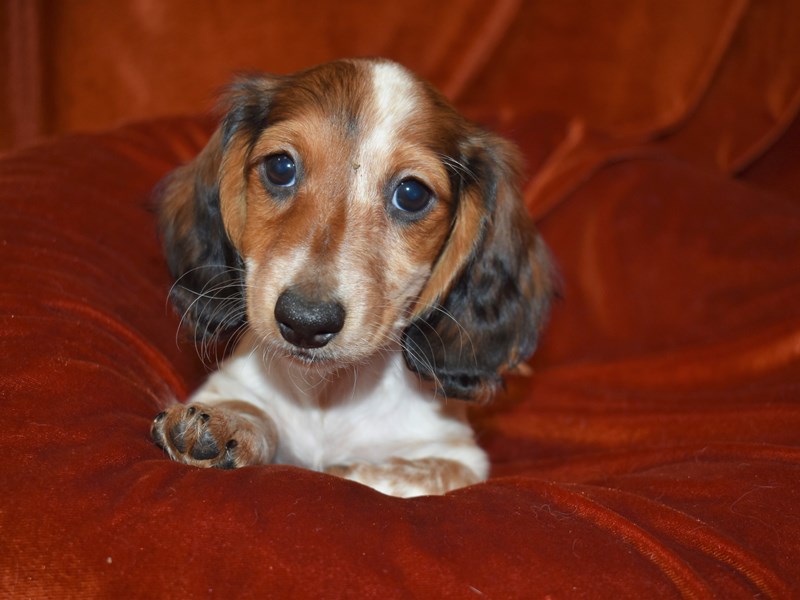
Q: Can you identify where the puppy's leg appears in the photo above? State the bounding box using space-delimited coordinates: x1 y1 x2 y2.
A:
151 400 277 469
327 451 487 498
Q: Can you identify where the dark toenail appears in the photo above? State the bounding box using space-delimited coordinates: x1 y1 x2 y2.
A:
218 456 237 470
151 426 166 449
225 440 238 450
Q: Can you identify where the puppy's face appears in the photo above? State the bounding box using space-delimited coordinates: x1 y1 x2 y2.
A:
228 61 459 365
161 59 553 399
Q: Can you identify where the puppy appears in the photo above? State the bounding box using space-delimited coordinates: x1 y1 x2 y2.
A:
150 58 553 497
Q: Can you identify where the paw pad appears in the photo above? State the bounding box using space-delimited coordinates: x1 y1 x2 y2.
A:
150 402 264 469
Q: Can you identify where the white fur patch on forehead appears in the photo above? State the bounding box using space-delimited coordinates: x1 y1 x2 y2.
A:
368 61 419 134
352 62 420 206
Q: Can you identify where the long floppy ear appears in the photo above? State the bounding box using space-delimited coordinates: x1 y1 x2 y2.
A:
402 131 554 401
157 76 277 341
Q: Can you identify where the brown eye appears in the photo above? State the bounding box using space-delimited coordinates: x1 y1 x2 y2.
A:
392 178 433 213
263 154 296 187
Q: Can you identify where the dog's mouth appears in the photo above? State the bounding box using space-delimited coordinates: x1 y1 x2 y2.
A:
280 337 381 371
282 344 353 370
288 347 327 364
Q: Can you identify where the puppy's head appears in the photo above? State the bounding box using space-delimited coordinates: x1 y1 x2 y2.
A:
159 58 553 400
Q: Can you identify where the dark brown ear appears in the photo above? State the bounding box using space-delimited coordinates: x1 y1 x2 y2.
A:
402 131 554 401
157 76 278 341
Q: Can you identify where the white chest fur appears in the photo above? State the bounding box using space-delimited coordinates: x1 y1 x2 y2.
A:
191 332 487 477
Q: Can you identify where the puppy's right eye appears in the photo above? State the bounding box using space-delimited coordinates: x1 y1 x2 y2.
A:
262 154 297 187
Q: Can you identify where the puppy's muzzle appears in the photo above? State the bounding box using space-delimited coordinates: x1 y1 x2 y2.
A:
274 288 346 349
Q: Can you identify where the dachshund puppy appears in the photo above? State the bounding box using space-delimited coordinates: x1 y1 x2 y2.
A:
151 58 552 497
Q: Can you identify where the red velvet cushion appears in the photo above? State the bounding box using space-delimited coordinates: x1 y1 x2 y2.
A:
1 116 798 597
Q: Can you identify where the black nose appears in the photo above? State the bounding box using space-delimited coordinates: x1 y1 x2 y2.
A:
274 289 346 349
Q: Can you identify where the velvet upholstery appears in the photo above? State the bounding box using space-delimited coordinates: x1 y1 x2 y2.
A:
2 1 799 597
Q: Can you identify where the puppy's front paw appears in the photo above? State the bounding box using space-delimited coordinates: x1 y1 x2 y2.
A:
150 403 270 469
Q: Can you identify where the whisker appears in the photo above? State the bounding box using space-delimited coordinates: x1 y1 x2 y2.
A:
437 153 478 184
165 265 251 368
385 330 445 400
426 303 478 368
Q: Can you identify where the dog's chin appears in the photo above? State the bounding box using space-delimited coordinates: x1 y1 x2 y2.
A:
287 347 332 365
280 344 358 373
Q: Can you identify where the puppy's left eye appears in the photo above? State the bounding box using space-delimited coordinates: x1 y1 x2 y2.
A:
262 154 297 187
392 178 433 213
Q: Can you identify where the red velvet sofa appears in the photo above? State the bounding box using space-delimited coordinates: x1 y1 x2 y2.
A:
2 1 799 597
